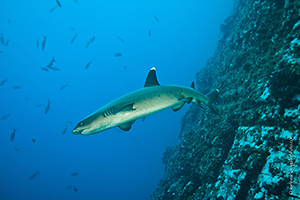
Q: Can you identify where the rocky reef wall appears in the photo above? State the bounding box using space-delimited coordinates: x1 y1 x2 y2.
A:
151 0 300 199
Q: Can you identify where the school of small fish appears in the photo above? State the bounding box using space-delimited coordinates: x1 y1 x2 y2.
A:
0 0 160 193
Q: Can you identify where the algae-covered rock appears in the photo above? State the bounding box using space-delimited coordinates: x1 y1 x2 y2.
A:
151 0 300 199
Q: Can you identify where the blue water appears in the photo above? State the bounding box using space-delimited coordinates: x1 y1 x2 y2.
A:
0 1 232 199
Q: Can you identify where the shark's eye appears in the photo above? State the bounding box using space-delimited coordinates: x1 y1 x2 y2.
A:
79 122 83 125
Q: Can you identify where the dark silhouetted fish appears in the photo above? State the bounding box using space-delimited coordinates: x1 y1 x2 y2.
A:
73 186 78 192
56 0 62 7
8 18 11 24
1 113 10 120
41 66 49 72
67 121 73 124
73 0 79 3
148 30 151 37
0 33 4 45
49 67 60 71
70 172 79 176
10 128 17 142
14 147 20 151
116 36 124 42
61 125 67 135
12 86 21 90
4 39 9 46
70 33 77 44
41 35 47 51
44 99 50 114
85 60 92 69
69 27 75 31
36 104 43 107
29 171 39 180
67 185 72 189
153 14 159 22
0 50 2 54
0 78 8 86
123 66 127 69
90 36 95 43
49 6 57 13
60 84 69 90
36 37 39 48
32 138 36 143
114 53 122 57
85 40 91 48
46 57 56 68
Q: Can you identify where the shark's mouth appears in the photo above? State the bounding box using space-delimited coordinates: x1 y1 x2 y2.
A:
72 129 85 135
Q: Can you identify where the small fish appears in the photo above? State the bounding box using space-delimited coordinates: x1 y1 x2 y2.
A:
12 86 21 90
0 50 2 54
153 14 159 22
44 99 50 114
14 147 20 151
70 172 79 176
56 0 62 7
1 113 10 120
73 0 79 3
116 36 124 42
46 57 56 68
148 30 151 37
29 171 39 180
60 84 69 90
114 53 122 57
4 39 9 46
73 186 78 192
85 40 90 48
69 27 75 31
32 138 36 143
41 35 47 51
85 60 92 69
67 185 72 189
40 66 49 72
0 33 4 45
49 6 57 13
0 78 8 86
70 33 77 44
90 36 95 43
36 37 39 48
67 121 73 124
123 66 127 69
49 67 60 71
8 18 11 24
61 125 67 135
10 128 17 142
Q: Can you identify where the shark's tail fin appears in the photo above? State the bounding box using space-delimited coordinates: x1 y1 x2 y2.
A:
205 89 219 114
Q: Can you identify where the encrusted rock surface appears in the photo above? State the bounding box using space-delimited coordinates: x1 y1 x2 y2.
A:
151 0 300 199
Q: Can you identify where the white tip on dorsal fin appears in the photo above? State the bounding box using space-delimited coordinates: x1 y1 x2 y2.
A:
144 67 160 87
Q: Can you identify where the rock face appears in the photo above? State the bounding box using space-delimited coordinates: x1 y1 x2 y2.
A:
151 0 300 199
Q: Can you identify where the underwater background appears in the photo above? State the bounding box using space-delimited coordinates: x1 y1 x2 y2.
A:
0 0 232 199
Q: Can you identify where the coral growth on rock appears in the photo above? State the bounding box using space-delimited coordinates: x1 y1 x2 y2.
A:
151 0 300 199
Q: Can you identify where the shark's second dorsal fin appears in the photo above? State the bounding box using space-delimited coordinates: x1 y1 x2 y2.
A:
144 67 160 87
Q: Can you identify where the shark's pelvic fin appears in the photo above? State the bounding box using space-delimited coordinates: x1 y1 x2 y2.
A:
172 97 193 112
118 120 135 131
144 67 160 87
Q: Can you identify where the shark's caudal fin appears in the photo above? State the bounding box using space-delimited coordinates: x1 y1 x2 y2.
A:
144 67 160 87
205 89 219 114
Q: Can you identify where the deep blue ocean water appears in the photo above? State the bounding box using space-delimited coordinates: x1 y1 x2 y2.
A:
0 1 232 199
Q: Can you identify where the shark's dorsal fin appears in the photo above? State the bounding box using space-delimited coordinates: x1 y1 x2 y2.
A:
144 67 160 87
190 82 195 89
118 120 135 131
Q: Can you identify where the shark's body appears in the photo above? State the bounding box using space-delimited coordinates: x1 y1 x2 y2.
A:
72 68 218 135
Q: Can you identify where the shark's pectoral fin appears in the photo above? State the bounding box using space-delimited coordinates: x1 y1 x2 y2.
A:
118 120 135 131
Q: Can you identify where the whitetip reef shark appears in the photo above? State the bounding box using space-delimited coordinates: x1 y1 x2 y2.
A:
72 67 219 135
